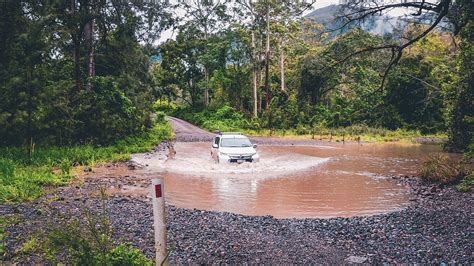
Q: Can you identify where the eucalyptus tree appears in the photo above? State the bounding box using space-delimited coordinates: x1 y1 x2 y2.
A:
181 0 231 106
336 0 473 151
235 0 315 115
159 26 205 106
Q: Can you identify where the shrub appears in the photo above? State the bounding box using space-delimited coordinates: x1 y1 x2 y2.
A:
0 159 63 203
464 142 474 161
43 193 153 265
107 244 153 266
455 174 473 192
418 153 467 184
174 105 248 132
153 99 177 112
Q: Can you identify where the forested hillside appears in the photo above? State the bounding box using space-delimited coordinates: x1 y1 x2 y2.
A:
0 0 472 150
156 1 472 151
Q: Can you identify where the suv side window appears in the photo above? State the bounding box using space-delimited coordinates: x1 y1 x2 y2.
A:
214 137 220 146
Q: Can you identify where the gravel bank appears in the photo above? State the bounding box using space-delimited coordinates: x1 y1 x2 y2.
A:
1 174 472 264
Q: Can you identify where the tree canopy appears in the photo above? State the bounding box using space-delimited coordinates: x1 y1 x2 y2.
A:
1 0 472 151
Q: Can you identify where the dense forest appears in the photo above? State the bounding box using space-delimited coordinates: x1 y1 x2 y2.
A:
0 0 472 151
0 1 173 146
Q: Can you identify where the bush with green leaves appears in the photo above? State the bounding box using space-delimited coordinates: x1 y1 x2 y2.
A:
42 193 153 265
455 174 473 192
0 159 64 203
173 105 248 132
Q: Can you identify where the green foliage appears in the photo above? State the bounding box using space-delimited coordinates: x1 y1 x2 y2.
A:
0 1 172 146
0 122 172 203
106 244 153 266
455 174 474 192
464 142 474 161
43 195 152 265
174 105 248 132
153 99 178 112
17 237 39 255
0 159 63 203
173 104 437 143
158 15 468 147
445 18 474 152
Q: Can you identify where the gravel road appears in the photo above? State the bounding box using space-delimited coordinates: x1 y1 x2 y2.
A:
1 118 472 264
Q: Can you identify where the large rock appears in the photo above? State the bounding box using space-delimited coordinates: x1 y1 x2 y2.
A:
345 256 368 264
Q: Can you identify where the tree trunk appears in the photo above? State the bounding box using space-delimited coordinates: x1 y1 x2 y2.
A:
251 31 258 118
26 66 33 158
264 9 270 111
279 39 285 92
189 79 193 106
203 28 209 106
84 17 95 90
71 0 81 91
204 68 209 106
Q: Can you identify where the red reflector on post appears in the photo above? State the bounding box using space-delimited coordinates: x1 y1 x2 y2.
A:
155 184 162 198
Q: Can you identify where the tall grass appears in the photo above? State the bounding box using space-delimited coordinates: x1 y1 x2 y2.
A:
418 153 468 184
172 106 445 143
0 122 173 203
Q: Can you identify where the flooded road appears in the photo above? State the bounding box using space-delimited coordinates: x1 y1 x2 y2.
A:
126 117 457 219
136 140 446 218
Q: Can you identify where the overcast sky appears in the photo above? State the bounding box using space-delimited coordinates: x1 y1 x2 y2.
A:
157 0 416 44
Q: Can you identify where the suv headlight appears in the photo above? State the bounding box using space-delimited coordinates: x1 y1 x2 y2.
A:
219 152 230 159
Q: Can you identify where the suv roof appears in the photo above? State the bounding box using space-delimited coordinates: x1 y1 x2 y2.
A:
217 132 242 135
215 132 248 139
220 134 248 139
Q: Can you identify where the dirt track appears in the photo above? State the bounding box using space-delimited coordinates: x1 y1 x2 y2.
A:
167 116 334 146
167 116 214 142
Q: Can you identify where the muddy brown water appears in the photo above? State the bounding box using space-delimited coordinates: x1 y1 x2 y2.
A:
131 141 454 219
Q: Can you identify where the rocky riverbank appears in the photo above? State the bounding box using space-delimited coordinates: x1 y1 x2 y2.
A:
1 148 472 264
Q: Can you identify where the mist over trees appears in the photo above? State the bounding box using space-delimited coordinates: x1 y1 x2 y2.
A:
1 0 472 151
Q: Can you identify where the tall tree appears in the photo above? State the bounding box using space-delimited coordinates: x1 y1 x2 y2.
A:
181 0 230 106
337 0 473 151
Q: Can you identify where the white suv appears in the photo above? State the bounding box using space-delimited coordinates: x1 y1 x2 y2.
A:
211 132 260 163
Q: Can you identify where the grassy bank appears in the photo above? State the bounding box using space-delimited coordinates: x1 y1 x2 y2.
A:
171 106 446 143
0 122 173 204
241 127 446 143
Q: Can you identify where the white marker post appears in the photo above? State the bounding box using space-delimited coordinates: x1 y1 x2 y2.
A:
152 178 167 265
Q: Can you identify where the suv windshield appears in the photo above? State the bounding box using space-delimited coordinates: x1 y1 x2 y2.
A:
221 138 252 147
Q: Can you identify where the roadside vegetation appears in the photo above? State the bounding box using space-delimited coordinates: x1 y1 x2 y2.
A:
6 191 153 265
418 153 469 184
170 104 446 143
417 144 474 192
0 121 172 204
41 193 153 265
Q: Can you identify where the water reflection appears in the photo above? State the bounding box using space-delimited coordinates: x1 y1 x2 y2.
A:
153 142 450 218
